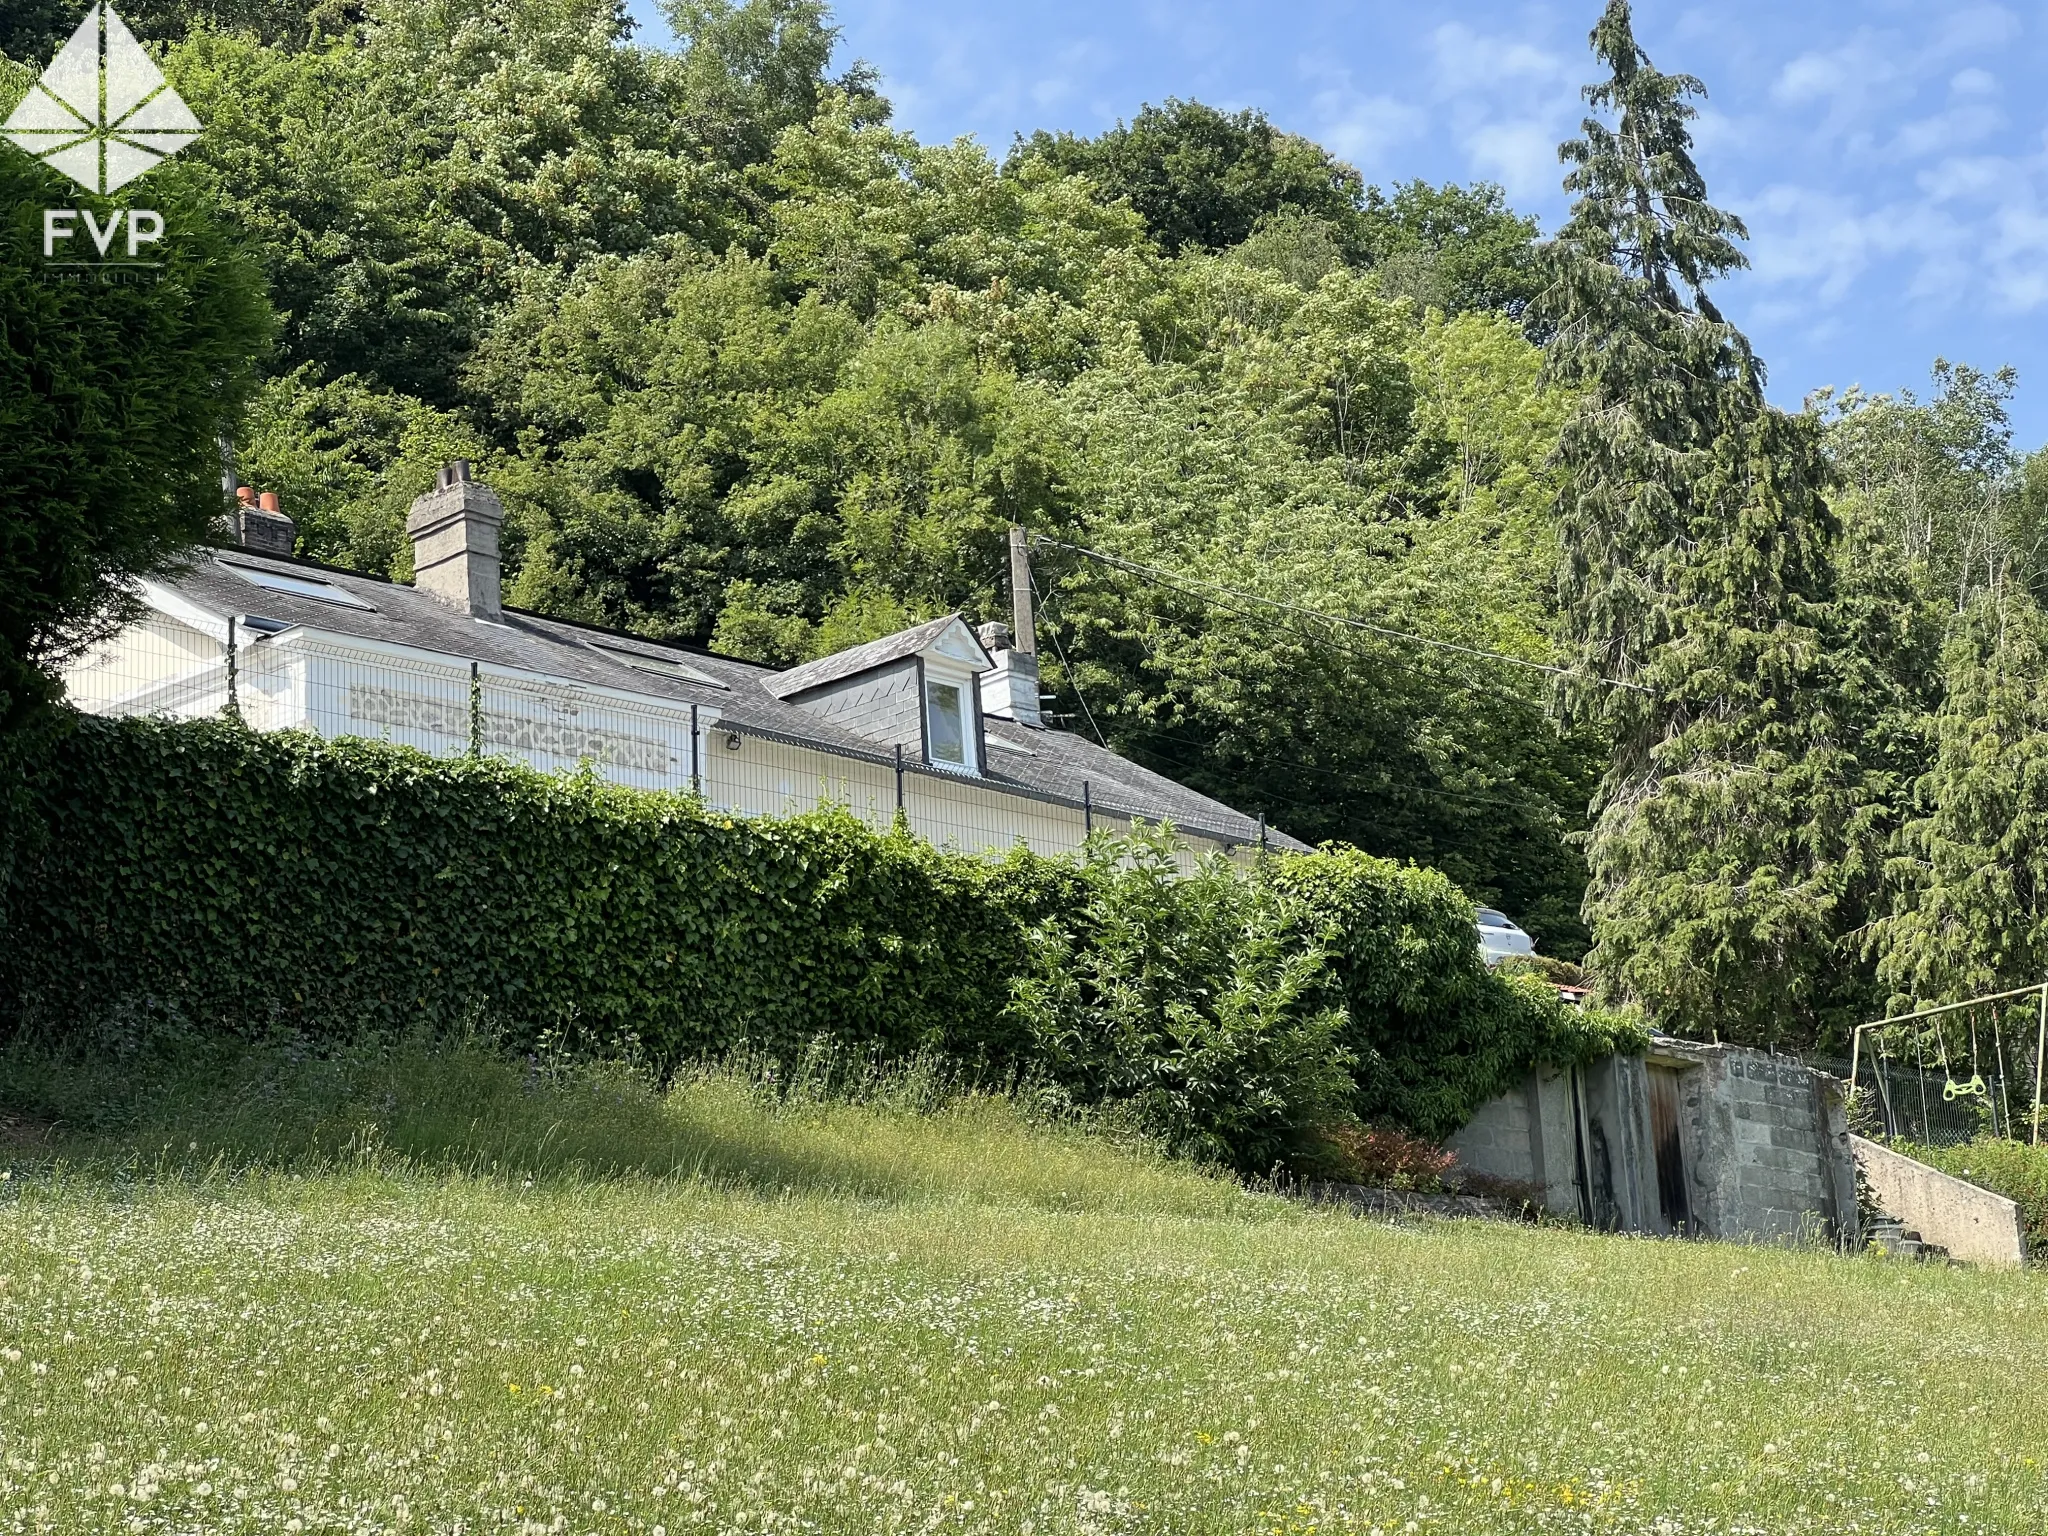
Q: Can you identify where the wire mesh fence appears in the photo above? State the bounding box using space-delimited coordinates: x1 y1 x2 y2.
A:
1843 992 2048 1149
60 603 1257 866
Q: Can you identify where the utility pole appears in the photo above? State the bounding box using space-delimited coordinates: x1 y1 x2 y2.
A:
1009 525 1036 657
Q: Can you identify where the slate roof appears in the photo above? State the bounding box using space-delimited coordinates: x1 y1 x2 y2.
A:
765 613 982 699
151 547 1308 851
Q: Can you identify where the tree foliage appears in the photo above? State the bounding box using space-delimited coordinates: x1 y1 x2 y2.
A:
1535 0 1856 1042
1010 99 1367 257
0 149 271 729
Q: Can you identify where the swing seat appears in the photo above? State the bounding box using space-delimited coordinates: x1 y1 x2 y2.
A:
1942 1074 1987 1102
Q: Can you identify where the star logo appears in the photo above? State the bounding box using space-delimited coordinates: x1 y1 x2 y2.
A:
2 2 202 194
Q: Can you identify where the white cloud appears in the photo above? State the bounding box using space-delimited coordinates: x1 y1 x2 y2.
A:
1890 102 2003 161
1463 119 1565 200
1304 83 1425 170
1350 19 1584 200
1930 4 2022 56
1426 23 1574 89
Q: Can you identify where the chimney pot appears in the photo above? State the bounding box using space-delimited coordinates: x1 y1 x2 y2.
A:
408 463 503 621
976 620 1012 653
236 485 256 506
258 491 280 512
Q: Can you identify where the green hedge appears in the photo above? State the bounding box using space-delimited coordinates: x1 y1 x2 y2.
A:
0 715 1079 1065
0 714 1641 1166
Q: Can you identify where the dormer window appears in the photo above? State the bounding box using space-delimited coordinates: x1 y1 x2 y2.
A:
766 611 992 776
926 679 967 767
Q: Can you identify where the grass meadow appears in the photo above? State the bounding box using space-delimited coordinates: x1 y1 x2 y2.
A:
2 1035 2046 1535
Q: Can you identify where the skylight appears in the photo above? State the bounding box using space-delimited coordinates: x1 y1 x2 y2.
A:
588 641 728 690
222 562 374 610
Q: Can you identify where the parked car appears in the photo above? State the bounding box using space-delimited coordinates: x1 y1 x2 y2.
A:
1474 907 1536 966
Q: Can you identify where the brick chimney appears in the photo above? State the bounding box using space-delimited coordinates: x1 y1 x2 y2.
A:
234 486 296 557
407 460 502 621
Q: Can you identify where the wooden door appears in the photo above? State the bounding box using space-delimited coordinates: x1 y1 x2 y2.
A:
1647 1064 1692 1234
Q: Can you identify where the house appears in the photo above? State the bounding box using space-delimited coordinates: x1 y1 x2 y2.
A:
61 464 1304 862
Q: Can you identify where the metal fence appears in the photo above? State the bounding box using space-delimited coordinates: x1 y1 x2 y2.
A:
1843 994 2047 1148
60 606 1257 866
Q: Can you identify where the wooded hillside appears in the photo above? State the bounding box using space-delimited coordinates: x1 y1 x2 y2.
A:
9 0 2048 1050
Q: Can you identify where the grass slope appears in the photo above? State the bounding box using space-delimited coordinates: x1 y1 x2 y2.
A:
2 1038 2046 1535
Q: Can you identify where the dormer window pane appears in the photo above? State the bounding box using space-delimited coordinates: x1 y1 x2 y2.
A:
926 680 966 765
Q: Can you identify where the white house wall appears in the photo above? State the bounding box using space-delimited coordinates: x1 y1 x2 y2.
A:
62 612 226 717
63 609 1252 863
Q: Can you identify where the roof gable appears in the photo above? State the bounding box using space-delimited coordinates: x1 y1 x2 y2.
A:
765 614 991 700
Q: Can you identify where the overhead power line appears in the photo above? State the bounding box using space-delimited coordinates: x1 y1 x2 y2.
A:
1029 577 1581 821
1030 537 1657 696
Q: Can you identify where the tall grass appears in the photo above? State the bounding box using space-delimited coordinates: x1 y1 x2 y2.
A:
4 1034 2047 1534
0 1029 1253 1218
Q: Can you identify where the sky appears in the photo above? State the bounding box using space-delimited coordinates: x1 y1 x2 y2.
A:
628 0 2048 448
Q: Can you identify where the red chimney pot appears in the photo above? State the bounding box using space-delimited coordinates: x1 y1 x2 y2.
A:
258 491 280 512
236 486 256 505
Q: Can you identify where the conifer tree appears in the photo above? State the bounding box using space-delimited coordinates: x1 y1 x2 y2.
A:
1873 592 2048 1004
1535 0 1855 1042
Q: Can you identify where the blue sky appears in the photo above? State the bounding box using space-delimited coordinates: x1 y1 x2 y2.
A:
631 1 2048 448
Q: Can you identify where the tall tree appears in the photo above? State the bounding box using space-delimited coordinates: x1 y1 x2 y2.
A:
1356 180 1541 318
1823 361 2042 612
1536 0 1854 1042
1010 99 1367 256
1872 592 2048 1004
0 153 272 729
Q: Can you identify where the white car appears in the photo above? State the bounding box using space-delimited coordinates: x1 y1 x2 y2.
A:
1475 907 1536 966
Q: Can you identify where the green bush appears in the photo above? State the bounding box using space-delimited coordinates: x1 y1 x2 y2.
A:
1009 826 1352 1174
1274 847 1643 1139
1894 1139 2048 1259
1 713 1642 1170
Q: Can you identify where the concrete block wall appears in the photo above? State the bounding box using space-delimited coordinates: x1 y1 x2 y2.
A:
1447 1039 1859 1247
1448 1068 1584 1216
1670 1044 1856 1245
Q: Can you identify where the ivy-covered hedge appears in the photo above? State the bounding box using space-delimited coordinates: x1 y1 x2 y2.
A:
1273 851 1638 1139
0 715 1642 1168
0 715 1080 1065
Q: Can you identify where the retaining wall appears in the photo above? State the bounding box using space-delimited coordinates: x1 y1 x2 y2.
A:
1853 1135 2025 1269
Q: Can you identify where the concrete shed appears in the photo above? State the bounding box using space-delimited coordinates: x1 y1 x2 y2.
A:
1449 1038 1861 1247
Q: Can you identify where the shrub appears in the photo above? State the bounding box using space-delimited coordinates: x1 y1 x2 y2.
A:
1007 826 1352 1175
2 713 1646 1172
1273 847 1644 1139
1313 1123 1458 1192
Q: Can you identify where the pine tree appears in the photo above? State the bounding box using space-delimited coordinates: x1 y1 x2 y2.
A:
1536 0 1857 1044
1873 592 2048 1005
